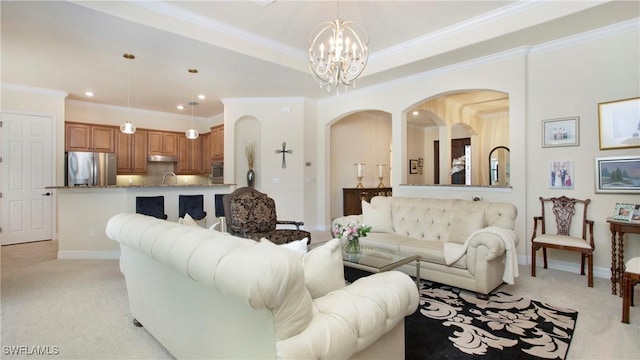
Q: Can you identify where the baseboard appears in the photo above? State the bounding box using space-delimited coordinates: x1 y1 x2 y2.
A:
57 250 121 260
523 255 611 280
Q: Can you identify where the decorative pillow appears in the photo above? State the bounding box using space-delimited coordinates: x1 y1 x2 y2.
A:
182 213 200 227
362 199 393 233
302 238 345 298
275 238 308 254
447 211 485 245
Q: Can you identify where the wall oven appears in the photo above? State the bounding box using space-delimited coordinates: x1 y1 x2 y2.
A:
210 161 224 184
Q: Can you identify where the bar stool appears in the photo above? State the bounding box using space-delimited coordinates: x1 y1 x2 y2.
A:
622 257 640 323
179 195 207 225
135 196 168 220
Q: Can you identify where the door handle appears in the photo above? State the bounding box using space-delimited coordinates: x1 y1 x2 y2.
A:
41 192 51 196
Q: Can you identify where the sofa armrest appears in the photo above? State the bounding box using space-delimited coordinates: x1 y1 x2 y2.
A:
465 228 518 276
276 271 419 359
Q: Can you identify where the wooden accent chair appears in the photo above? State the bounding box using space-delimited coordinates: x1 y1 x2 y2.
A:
531 196 594 287
222 187 311 245
622 257 640 323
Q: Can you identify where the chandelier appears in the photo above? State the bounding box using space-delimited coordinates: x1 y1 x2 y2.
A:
308 16 368 93
120 53 136 134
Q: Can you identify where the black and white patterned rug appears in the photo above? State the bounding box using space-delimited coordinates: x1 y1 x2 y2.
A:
405 280 578 360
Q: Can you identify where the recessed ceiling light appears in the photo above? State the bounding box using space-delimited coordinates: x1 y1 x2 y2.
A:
198 94 205 100
177 105 184 110
412 110 419 115
85 91 94 97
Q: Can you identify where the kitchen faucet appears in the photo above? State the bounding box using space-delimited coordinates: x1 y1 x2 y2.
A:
162 171 177 185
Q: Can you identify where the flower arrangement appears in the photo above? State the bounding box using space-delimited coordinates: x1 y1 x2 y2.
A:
332 222 371 254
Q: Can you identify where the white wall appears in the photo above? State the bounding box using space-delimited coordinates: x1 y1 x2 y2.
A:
66 100 216 133
527 24 640 275
222 98 309 225
316 49 529 256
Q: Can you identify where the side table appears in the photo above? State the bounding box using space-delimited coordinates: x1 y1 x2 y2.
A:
607 217 640 296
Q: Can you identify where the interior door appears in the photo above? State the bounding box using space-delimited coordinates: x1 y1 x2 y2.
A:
1 112 53 245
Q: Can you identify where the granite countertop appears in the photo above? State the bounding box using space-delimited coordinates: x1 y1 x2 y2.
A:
46 183 235 189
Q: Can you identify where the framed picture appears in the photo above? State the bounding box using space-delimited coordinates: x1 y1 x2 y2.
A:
418 158 424 167
409 159 418 174
598 97 640 150
542 116 580 147
549 160 574 189
595 156 640 194
613 203 635 221
631 205 640 222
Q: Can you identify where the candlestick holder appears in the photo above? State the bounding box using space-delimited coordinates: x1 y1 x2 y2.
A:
354 163 365 188
356 176 364 188
376 164 386 188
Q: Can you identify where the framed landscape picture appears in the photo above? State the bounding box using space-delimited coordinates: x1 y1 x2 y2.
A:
542 116 579 147
595 155 640 194
598 97 640 150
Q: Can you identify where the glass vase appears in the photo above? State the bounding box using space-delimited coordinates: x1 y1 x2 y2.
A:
344 238 361 261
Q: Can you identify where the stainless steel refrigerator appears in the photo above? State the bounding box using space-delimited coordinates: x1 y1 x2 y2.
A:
66 151 117 186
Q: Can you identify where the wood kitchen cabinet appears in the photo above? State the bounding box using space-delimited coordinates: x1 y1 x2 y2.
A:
342 188 393 216
65 122 116 153
210 125 224 161
148 131 178 157
176 135 202 175
200 133 212 175
116 130 148 174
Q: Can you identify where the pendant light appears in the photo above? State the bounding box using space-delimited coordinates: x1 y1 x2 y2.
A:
185 68 199 140
120 53 136 134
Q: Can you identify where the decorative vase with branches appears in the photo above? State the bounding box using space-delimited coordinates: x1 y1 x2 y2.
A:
245 141 256 187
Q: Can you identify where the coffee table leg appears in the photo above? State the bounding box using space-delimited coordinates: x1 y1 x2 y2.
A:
415 260 421 288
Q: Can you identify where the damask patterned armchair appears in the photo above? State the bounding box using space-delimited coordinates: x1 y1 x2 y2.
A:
222 187 311 245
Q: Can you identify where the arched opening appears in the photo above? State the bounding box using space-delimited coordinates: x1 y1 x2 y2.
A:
329 110 391 218
406 89 509 186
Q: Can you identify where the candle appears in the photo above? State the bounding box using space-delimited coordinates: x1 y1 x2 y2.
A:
378 165 383 177
357 163 362 177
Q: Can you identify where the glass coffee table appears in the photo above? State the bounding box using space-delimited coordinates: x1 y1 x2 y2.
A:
343 246 421 288
308 240 421 287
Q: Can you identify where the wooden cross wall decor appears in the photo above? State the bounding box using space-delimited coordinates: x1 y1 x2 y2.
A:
275 142 292 169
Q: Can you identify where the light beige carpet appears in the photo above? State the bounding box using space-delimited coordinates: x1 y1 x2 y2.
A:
1 240 639 359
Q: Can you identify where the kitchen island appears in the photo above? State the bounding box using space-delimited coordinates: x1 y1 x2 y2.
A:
48 184 236 259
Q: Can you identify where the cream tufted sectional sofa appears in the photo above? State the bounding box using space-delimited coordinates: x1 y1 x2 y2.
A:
106 213 418 359
333 196 519 297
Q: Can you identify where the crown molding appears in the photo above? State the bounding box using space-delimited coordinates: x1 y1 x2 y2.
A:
1 83 69 98
529 17 639 56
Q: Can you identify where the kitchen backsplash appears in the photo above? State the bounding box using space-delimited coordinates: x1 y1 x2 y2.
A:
116 162 210 186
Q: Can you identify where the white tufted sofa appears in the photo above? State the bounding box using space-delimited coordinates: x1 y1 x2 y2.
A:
106 213 419 359
333 196 519 297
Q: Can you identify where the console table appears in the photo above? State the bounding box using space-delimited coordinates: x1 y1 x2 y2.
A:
343 187 392 216
607 217 640 296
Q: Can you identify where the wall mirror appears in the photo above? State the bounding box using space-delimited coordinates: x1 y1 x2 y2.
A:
406 90 509 186
489 146 510 186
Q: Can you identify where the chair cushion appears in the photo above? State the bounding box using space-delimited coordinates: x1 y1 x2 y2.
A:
625 257 640 275
246 230 311 245
229 191 277 234
533 234 592 249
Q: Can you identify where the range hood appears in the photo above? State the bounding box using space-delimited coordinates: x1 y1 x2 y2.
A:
147 154 178 162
